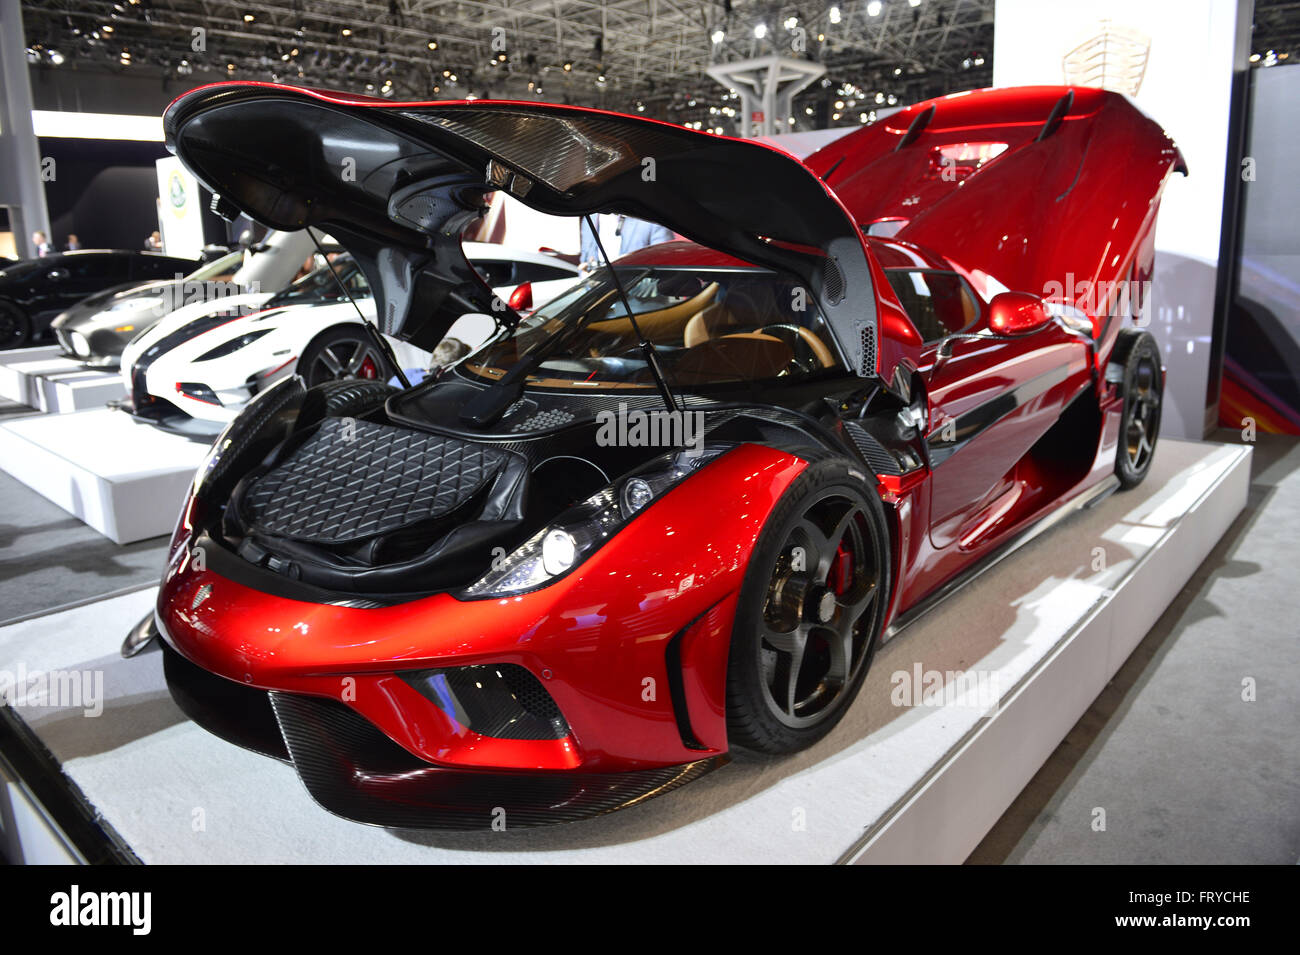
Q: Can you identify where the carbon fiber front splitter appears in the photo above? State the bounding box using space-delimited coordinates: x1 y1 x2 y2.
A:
159 641 726 830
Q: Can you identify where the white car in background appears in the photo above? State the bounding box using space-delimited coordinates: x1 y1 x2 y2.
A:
122 244 579 432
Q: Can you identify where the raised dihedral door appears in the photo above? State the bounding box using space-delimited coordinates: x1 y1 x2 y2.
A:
922 330 1088 549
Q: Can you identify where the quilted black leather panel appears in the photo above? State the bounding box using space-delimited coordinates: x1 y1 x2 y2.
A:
242 418 507 543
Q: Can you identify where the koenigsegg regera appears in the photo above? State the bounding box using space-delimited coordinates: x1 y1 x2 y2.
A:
126 82 1184 829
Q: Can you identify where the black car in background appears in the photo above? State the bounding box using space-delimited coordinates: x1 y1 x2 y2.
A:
0 250 199 349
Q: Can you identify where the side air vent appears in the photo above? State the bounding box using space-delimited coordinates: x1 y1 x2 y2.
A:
822 257 845 305
403 664 571 740
512 408 576 432
859 325 877 377
844 421 902 476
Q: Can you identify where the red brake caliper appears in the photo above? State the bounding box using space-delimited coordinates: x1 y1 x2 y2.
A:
828 539 853 596
359 356 378 379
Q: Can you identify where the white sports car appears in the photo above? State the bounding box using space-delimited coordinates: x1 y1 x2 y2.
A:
121 244 579 432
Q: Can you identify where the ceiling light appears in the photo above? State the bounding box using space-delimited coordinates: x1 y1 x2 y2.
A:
711 28 725 45
829 6 842 24
243 13 255 23
909 0 922 6
754 23 767 39
49 50 65 65
341 28 352 36
102 24 114 33
563 61 572 71
428 41 437 50
785 16 799 30
867 1 882 16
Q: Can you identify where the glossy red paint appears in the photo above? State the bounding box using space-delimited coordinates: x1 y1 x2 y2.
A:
807 85 1185 318
157 443 807 771
988 292 1052 336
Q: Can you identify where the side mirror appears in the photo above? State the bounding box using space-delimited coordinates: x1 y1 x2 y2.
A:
508 281 533 312
988 291 1052 336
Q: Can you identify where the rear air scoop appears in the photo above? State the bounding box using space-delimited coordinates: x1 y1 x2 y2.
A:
162 82 892 383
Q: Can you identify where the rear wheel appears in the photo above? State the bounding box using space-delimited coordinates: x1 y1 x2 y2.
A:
1112 329 1162 489
726 458 891 755
299 325 390 389
0 302 31 349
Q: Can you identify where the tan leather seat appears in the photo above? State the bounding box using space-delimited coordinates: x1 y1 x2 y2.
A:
584 281 719 344
683 301 745 348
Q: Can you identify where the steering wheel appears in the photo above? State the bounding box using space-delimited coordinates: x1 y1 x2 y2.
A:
757 324 836 372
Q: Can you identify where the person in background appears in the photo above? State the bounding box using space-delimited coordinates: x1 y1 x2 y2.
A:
579 214 602 274
31 231 53 257
144 231 163 252
65 234 81 251
618 216 675 255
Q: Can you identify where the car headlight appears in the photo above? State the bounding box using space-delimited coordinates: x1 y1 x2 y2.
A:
69 331 89 356
196 328 273 361
111 296 164 313
461 445 731 598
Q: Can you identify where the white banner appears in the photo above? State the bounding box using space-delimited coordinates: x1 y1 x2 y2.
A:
155 156 205 260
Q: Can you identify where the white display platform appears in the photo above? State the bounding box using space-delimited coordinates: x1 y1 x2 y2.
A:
0 347 124 413
0 408 208 544
0 439 1250 864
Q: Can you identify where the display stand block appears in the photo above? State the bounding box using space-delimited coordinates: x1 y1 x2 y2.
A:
0 347 124 412
0 408 207 544
0 440 1252 864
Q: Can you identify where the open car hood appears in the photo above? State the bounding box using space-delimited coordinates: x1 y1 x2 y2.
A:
163 82 886 381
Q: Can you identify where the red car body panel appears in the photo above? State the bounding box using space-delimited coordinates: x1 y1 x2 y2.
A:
158 444 806 771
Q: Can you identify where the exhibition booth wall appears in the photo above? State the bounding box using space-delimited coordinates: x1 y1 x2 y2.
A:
994 0 1251 440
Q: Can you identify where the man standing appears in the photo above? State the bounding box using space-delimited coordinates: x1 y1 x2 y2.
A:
618 216 675 255
65 234 81 251
31 231 53 257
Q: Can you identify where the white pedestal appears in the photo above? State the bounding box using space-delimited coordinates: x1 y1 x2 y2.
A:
0 408 208 544
0 439 1252 863
0 348 124 413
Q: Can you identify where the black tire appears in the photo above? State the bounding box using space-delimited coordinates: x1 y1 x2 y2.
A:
298 325 393 389
1112 329 1163 489
0 301 31 349
726 457 892 755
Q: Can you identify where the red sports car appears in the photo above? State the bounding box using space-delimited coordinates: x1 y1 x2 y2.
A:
125 82 1184 828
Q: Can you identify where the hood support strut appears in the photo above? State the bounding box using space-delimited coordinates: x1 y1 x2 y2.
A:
307 229 411 389
581 215 678 415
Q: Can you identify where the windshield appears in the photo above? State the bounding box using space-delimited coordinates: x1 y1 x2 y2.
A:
266 258 370 306
186 251 243 282
463 266 842 390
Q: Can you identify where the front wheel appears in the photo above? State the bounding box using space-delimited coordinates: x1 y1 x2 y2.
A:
298 325 392 389
1112 329 1163 489
726 457 892 755
0 302 31 349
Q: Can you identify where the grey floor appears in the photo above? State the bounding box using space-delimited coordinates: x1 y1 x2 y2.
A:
970 433 1300 864
0 399 169 627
